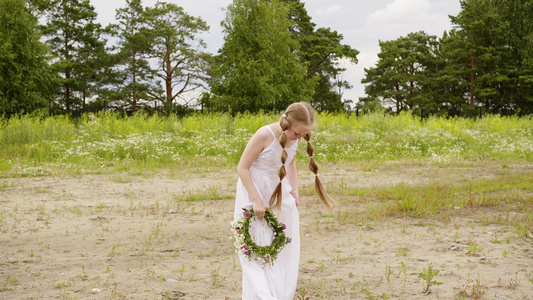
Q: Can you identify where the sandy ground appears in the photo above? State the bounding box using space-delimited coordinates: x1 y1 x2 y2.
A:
1 161 532 300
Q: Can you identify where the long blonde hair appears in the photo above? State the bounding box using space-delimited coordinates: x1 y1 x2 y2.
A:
269 102 336 211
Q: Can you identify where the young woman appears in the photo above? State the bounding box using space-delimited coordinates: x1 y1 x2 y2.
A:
233 101 334 299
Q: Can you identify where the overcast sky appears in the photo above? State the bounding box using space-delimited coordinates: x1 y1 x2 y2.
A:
91 0 462 104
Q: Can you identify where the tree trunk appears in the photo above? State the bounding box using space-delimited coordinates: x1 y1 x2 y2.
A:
65 66 71 113
165 51 173 107
83 89 86 112
132 49 137 112
469 55 476 107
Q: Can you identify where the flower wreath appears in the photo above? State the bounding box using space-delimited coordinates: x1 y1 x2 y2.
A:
231 208 291 266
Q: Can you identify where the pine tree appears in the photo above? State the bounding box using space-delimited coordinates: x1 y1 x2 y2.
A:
40 0 106 113
362 32 438 114
280 0 359 112
144 2 209 114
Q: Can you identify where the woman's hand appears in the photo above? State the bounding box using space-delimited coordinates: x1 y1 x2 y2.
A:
290 190 300 206
253 200 266 218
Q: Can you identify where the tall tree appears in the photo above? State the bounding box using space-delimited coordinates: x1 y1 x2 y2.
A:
0 0 57 116
74 20 108 112
208 0 315 113
40 0 105 113
144 2 209 114
281 0 359 112
361 32 439 114
496 0 533 114
431 29 473 116
110 0 156 113
448 0 526 115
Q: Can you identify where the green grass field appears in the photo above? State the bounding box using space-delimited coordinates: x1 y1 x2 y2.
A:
1 111 531 177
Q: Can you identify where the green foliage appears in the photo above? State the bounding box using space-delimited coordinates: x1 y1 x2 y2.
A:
0 114 75 145
448 0 516 115
4 0 531 117
208 0 359 113
362 31 439 113
0 0 57 117
231 208 291 265
363 0 533 116
39 0 106 113
0 112 531 176
208 0 315 113
281 0 359 112
105 0 210 114
108 0 156 112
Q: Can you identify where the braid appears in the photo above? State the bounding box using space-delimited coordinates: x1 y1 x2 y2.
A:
270 102 336 211
304 133 336 209
269 117 291 212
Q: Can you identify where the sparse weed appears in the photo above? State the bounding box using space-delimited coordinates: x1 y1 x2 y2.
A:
295 286 310 300
399 261 408 289
466 242 483 255
454 229 461 242
0 182 16 190
499 272 521 289
454 275 486 299
396 247 410 257
173 186 232 202
53 281 70 289
0 275 18 292
419 263 443 294
211 267 226 288
515 223 530 238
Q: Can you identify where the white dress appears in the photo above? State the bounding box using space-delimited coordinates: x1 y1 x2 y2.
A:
233 125 300 300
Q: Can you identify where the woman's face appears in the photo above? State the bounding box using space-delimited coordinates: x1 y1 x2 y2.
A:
285 124 312 141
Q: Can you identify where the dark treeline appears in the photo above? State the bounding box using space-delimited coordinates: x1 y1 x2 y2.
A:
361 0 533 117
0 0 532 118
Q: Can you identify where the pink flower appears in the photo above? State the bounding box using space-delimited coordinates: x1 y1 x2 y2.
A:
242 245 250 250
236 229 241 234
243 212 251 217
264 258 270 263
244 251 250 256
282 225 287 230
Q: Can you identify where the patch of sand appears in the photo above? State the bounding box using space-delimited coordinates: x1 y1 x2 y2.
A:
1 161 532 299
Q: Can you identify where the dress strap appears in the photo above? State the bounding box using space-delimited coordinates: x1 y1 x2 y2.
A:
265 125 276 138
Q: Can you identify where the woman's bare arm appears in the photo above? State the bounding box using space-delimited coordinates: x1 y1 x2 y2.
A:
236 127 272 218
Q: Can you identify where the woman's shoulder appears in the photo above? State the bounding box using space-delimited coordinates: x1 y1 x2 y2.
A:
255 123 278 136
254 125 271 136
250 126 275 148
264 123 281 136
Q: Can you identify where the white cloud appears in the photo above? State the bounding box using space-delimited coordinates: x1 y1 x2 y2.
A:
368 0 431 24
338 52 379 103
315 5 342 16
